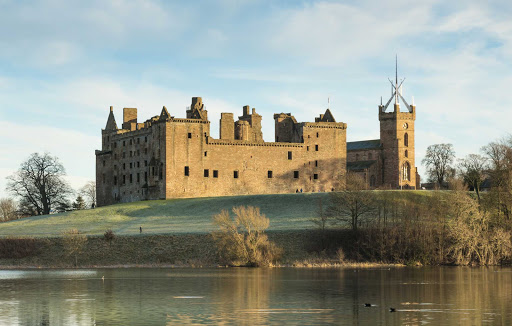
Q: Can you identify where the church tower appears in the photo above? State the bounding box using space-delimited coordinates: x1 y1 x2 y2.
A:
378 57 417 189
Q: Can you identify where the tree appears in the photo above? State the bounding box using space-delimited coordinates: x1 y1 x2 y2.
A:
211 206 282 266
63 229 88 266
72 195 86 210
327 172 376 231
422 143 456 187
0 198 18 222
458 154 488 203
80 181 96 208
6 152 72 216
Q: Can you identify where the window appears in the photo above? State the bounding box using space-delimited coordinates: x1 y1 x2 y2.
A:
145 172 147 182
315 145 319 151
123 163 126 170
315 160 318 167
314 173 318 180
137 162 140 168
184 166 189 176
114 142 117 148
137 138 140 144
123 141 126 146
288 151 292 160
145 160 148 166
307 146 309 151
234 171 239 179
137 173 140 183
102 173 106 184
130 139 132 145
405 150 408 158
145 136 147 143
204 151 207 157
123 175 126 184
268 171 273 178
213 170 218 178
316 132 319 138
130 151 132 157
188 133 192 139
204 169 209 177
130 174 133 183
402 162 411 181
294 171 299 178
404 133 409 147
103 160 106 167
114 176 117 185
130 162 132 169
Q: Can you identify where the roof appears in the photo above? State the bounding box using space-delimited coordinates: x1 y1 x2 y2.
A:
347 160 378 171
347 139 381 151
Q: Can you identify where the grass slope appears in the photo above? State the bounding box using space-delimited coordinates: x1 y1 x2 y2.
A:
0 193 329 238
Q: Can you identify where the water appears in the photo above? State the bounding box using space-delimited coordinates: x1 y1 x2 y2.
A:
0 267 510 325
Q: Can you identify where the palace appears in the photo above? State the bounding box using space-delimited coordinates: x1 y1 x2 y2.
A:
95 72 419 206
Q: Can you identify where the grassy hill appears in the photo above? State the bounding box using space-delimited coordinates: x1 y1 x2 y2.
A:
0 193 330 238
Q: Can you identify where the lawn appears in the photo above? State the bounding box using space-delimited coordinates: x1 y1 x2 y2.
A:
0 193 329 237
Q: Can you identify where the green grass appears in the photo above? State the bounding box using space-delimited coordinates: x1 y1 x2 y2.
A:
0 193 331 238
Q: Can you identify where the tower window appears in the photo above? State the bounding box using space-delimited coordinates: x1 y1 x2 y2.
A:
137 173 140 183
288 151 292 160
268 171 273 178
234 171 239 179
188 133 192 139
307 146 309 151
130 174 133 183
114 176 117 185
294 171 299 178
145 172 148 182
204 151 207 157
315 160 318 167
145 136 147 143
213 170 218 178
123 175 126 185
184 166 189 176
204 169 209 177
314 173 318 180
315 145 319 151
405 150 408 158
404 133 409 147
316 132 319 138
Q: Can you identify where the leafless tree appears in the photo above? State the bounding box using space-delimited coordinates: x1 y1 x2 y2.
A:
79 181 96 208
458 154 488 203
6 152 72 216
422 143 456 187
327 172 376 231
0 198 18 222
63 228 88 267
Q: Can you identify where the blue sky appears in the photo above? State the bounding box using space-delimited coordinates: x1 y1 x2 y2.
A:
1 0 511 196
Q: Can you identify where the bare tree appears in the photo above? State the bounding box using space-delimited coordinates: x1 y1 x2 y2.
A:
458 154 488 203
79 181 96 208
327 172 376 231
6 152 72 216
0 198 18 222
422 143 456 187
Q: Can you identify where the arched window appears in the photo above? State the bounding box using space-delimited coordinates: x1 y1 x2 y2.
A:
404 133 409 147
370 175 376 187
402 162 411 181
405 150 408 158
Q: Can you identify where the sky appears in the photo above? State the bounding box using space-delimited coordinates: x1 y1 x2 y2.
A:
1 0 511 197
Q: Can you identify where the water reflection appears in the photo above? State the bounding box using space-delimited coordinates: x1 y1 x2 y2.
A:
0 267 510 325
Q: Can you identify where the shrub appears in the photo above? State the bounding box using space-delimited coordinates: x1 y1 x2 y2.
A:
63 228 87 266
0 237 40 259
104 229 115 247
212 206 282 267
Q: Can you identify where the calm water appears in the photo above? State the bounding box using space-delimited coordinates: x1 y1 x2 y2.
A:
0 267 511 325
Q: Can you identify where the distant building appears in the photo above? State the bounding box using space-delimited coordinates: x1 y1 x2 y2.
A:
95 66 420 206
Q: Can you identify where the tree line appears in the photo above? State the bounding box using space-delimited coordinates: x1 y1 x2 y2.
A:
1 152 96 222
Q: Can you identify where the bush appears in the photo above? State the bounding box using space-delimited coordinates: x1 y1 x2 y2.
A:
104 229 115 247
212 206 282 267
63 229 88 266
0 237 40 259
